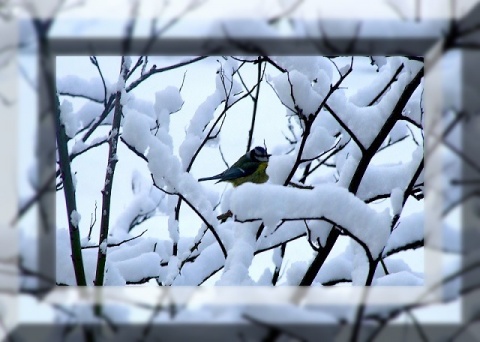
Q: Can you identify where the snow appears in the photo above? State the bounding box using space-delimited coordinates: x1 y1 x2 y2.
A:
99 239 107 253
257 268 274 285
336 153 360 188
256 220 305 250
114 252 161 284
265 154 296 185
53 54 426 295
122 56 132 73
175 244 226 285
147 140 180 187
59 99 77 138
374 271 423 286
152 239 174 262
350 242 370 285
349 58 402 107
70 210 81 228
104 261 125 285
179 57 242 170
229 183 392 259
390 187 404 217
120 87 133 106
57 75 114 103
314 110 343 137
375 258 416 279
216 222 256 286
328 90 382 148
269 69 324 116
108 236 158 262
389 121 410 142
72 171 77 190
112 185 163 235
124 96 156 119
179 136 202 170
325 58 422 148
302 125 336 161
307 220 333 248
272 56 333 81
168 215 180 244
56 228 95 285
285 261 309 285
315 250 353 285
116 66 127 91
154 86 184 136
384 212 423 256
272 246 283 268
357 146 423 201
74 101 106 130
316 239 424 286
71 139 89 155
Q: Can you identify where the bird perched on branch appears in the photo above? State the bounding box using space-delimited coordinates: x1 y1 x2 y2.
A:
198 146 271 187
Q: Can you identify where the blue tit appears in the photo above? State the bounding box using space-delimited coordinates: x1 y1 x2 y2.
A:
198 146 271 187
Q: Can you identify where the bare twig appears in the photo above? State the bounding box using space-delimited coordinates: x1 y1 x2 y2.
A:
88 201 98 240
89 56 108 107
82 229 147 249
246 58 264 151
127 56 208 93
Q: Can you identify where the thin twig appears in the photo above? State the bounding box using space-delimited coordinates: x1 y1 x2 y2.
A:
89 56 108 107
246 58 264 151
82 229 147 249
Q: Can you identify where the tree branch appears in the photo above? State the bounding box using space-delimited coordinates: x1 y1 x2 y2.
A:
55 92 87 286
298 66 424 293
94 58 129 289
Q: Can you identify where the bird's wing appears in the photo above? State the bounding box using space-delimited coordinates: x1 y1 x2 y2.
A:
218 161 258 181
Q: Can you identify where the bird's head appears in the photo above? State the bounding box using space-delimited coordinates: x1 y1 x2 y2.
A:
249 146 271 162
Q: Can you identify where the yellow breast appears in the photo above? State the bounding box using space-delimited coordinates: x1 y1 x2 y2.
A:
230 162 269 187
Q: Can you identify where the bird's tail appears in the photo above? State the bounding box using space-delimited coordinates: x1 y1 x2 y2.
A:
198 174 223 182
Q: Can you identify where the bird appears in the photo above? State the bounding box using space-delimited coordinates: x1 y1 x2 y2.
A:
198 146 271 187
